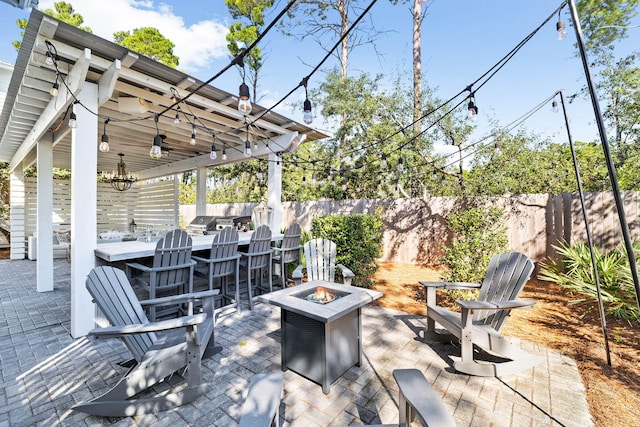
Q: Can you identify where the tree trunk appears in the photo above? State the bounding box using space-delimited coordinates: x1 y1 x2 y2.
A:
339 0 348 78
413 0 423 135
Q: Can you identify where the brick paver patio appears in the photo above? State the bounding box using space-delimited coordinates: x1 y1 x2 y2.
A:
0 259 592 426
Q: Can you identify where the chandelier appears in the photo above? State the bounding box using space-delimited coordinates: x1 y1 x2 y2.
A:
103 153 137 192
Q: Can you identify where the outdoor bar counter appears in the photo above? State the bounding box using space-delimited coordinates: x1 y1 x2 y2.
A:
94 230 283 263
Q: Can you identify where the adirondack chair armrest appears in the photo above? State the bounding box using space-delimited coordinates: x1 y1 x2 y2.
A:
272 244 302 254
337 264 354 285
292 264 305 285
89 313 207 339
126 259 196 273
419 280 482 290
457 299 535 310
139 289 221 308
192 253 241 264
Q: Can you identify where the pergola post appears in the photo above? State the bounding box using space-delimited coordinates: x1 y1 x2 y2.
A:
196 166 207 217
36 138 53 292
267 152 282 232
70 83 98 338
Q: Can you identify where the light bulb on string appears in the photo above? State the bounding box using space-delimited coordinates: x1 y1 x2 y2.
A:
303 99 313 125
556 11 568 41
222 146 228 161
174 112 180 125
468 96 478 122
150 135 162 159
253 140 259 151
256 167 263 180
244 138 252 157
552 100 559 113
380 154 387 169
441 175 446 185
494 142 503 156
99 119 110 153
210 143 217 160
190 125 196 145
431 171 438 181
238 82 252 115
50 81 59 97
68 111 77 129
396 157 404 173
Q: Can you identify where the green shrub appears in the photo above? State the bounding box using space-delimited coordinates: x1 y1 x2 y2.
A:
311 213 383 288
440 206 508 284
539 241 640 321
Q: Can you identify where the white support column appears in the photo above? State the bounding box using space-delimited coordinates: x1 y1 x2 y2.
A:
196 166 207 217
70 83 98 338
9 168 25 260
267 152 282 232
36 139 54 292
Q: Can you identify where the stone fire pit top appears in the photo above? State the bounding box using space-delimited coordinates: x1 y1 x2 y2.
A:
258 281 382 323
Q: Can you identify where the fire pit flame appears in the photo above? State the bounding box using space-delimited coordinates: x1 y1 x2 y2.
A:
305 286 336 304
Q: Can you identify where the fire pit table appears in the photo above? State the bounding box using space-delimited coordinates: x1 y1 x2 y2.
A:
258 281 382 394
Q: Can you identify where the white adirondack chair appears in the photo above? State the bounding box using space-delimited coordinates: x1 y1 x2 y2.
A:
292 238 354 286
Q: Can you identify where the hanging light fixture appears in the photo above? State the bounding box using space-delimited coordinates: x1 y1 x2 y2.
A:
302 77 313 124
190 124 197 145
396 157 404 173
174 111 180 125
150 115 162 159
552 99 559 113
50 74 59 97
243 123 252 157
556 10 568 41
99 118 110 152
106 153 137 191
237 58 252 115
222 144 228 161
467 93 478 122
380 153 388 169
68 111 77 129
210 135 218 160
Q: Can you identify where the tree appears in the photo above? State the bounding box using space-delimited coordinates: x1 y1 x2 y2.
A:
13 1 92 51
113 27 179 68
225 0 274 101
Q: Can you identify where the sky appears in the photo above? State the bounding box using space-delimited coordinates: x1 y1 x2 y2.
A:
0 0 638 152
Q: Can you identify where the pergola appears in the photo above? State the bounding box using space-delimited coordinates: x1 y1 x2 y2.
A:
0 9 323 337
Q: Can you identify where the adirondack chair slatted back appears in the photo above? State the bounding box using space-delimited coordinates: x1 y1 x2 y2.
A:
247 225 272 270
279 223 302 264
209 227 239 278
304 238 337 283
86 266 155 363
152 229 193 289
476 252 534 331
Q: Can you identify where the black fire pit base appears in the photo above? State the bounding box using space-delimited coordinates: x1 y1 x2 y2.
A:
281 308 360 394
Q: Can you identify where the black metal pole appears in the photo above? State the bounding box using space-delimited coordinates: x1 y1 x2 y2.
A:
567 0 640 313
559 90 611 366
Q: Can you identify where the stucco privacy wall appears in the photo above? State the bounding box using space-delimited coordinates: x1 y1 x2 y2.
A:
181 192 640 265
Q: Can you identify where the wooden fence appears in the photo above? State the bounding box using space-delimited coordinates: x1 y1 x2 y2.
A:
181 191 640 265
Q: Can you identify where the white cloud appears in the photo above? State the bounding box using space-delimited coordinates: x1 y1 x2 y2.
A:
38 0 228 74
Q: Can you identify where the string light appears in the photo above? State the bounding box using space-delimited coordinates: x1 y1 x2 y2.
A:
556 10 568 41
380 153 387 169
468 93 478 122
174 111 180 125
50 77 59 97
222 144 228 161
189 124 196 145
150 115 162 159
68 111 77 129
210 142 218 160
99 119 110 153
237 59 252 116
396 157 404 173
243 124 252 157
552 99 559 113
302 77 313 124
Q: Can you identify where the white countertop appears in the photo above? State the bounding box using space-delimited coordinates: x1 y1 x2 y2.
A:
94 231 283 262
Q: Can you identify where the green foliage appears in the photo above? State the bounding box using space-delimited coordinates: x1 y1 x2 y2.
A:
311 214 383 288
0 163 9 220
14 2 92 50
539 241 640 321
113 27 179 68
440 205 508 283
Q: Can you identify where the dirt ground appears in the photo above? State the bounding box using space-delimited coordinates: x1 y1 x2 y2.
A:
371 262 640 427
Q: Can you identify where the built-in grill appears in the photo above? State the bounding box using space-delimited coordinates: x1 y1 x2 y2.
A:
186 215 251 235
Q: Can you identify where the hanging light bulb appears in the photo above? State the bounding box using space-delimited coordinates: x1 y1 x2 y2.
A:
209 143 218 160
190 125 196 145
556 17 568 40
253 140 259 151
303 99 313 124
494 142 503 156
238 82 252 115
468 97 478 122
244 138 252 157
431 171 438 181
256 167 263 180
50 81 59 97
68 111 77 129
441 175 446 185
552 100 559 113
302 175 307 186
380 154 387 169
99 119 110 152
45 52 55 66
222 146 228 161
150 135 162 159
397 157 404 173
174 112 180 125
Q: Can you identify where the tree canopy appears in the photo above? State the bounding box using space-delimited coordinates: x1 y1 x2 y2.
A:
113 27 179 68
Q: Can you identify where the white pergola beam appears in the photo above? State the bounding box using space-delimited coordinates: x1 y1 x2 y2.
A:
98 59 121 105
9 48 91 171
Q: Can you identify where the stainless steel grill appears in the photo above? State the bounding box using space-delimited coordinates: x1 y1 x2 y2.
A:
186 215 252 235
